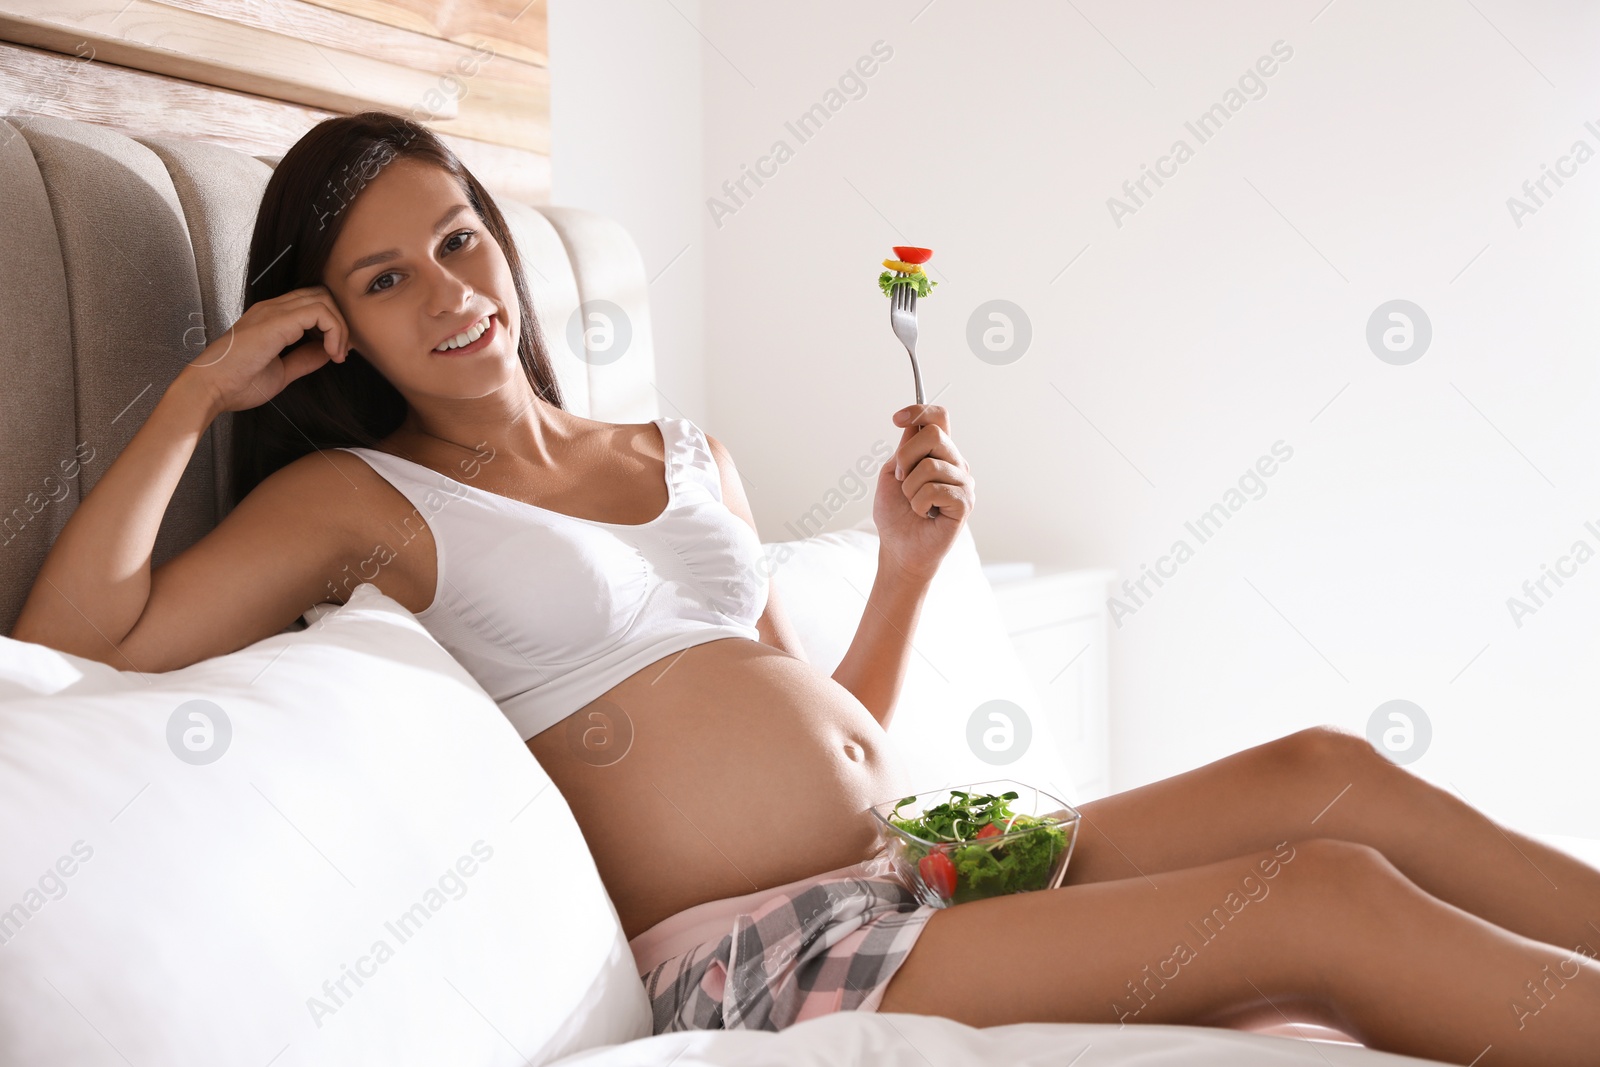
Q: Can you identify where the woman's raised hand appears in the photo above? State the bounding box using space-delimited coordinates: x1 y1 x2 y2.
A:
178 286 350 415
873 403 976 585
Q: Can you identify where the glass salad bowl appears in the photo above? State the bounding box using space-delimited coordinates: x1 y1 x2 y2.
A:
871 780 1081 908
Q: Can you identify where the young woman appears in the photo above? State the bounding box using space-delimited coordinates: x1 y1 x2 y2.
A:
13 112 1600 1066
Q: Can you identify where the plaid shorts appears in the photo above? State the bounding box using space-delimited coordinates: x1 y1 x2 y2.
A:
630 856 935 1033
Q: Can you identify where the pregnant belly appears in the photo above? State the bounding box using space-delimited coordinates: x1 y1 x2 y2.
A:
525 637 913 940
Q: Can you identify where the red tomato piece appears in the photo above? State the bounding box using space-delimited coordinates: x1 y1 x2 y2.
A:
892 246 933 264
975 823 1003 840
918 851 958 899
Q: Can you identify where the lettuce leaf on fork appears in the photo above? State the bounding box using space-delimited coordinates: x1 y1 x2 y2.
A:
879 270 937 298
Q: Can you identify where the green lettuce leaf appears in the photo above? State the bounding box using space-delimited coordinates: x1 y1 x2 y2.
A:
879 270 938 298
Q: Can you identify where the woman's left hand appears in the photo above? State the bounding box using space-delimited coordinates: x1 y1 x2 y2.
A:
873 403 976 585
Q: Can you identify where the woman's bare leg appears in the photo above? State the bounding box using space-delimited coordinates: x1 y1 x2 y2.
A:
878 837 1600 1067
1058 725 1600 957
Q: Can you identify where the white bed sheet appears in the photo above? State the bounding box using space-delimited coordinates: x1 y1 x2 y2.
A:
552 1012 1454 1066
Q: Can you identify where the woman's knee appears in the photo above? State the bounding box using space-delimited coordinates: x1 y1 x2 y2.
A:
1262 838 1431 1008
1275 723 1385 774
1281 836 1417 914
1289 835 1389 870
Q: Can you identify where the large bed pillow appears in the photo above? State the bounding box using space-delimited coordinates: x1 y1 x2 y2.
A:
0 583 650 1067
760 518 1083 808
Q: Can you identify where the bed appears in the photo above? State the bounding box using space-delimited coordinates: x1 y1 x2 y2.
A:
4 112 1590 1067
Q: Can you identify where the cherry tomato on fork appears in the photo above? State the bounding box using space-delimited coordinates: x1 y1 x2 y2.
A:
918 851 958 899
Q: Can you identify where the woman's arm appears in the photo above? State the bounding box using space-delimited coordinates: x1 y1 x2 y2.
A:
11 285 361 670
10 374 221 663
829 553 931 729
12 379 367 674
843 402 976 728
704 412 966 729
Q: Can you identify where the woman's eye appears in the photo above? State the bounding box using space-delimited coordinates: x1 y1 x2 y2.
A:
365 230 476 294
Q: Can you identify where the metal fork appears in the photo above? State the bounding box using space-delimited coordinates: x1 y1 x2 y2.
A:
889 276 925 406
889 274 940 519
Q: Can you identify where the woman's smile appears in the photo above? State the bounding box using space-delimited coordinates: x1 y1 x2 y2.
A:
431 311 497 357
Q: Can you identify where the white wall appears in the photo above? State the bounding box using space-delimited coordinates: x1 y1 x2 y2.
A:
558 1 1600 838
548 0 706 419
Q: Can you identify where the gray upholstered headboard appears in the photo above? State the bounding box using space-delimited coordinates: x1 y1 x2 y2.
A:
0 114 661 637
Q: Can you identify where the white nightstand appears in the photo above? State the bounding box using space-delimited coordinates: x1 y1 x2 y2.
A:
985 565 1117 803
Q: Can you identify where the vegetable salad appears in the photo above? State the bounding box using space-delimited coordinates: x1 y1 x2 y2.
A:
878 245 938 298
886 789 1071 905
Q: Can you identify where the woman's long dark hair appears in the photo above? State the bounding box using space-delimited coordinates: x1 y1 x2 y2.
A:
228 110 565 509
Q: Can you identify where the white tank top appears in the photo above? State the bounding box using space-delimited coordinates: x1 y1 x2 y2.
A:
335 417 769 741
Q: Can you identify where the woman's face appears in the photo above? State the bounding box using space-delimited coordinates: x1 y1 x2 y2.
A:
323 155 522 399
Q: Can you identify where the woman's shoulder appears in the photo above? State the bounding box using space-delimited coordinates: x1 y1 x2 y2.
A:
261 446 417 546
250 447 436 613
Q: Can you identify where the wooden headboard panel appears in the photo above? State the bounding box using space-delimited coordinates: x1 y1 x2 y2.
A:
0 0 549 205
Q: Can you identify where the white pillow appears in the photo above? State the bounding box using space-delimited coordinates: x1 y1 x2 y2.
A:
761 518 1082 808
0 583 649 1067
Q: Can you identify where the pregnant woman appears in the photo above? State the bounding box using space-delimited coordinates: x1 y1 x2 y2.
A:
14 112 1600 1067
